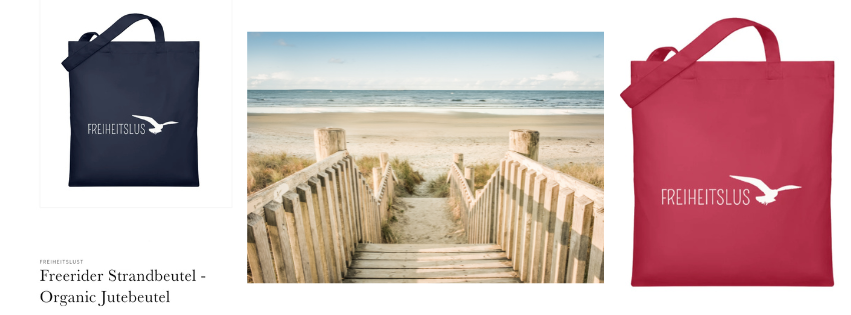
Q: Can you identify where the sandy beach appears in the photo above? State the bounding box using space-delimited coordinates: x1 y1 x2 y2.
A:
248 112 603 180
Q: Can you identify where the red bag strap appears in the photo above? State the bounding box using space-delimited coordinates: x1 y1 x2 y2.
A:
621 18 782 108
646 46 678 61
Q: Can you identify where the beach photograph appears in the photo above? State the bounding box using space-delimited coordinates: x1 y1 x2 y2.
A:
246 33 604 283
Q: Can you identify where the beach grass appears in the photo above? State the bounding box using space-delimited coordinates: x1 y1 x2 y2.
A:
381 222 398 243
356 156 424 196
247 152 315 195
390 158 425 195
427 161 603 197
471 162 498 191
554 162 604 189
355 156 381 183
427 173 450 197
426 162 497 197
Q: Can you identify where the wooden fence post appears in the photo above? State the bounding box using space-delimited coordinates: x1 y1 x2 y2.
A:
566 196 595 283
282 191 314 283
315 128 347 160
247 213 277 283
549 188 575 283
509 129 540 161
453 153 464 171
465 166 475 192
587 212 604 283
373 167 382 199
379 152 389 170
263 201 299 283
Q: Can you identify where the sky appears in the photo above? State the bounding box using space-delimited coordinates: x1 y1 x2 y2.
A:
247 32 603 90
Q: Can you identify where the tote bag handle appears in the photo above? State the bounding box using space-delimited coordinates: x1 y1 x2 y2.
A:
646 47 678 61
78 32 99 41
620 18 782 108
62 13 165 72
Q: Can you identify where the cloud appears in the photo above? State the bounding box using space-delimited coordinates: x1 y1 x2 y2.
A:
245 72 602 90
328 58 345 64
528 70 580 82
247 71 294 87
550 71 579 81
277 39 295 46
249 71 291 81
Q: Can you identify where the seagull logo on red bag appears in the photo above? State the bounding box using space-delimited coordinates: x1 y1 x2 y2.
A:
132 115 179 135
730 176 801 205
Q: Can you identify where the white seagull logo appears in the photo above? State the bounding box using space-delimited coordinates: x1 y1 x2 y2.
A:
730 175 801 205
132 115 178 134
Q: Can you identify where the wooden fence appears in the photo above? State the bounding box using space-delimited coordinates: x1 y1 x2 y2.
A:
448 129 604 283
247 128 396 283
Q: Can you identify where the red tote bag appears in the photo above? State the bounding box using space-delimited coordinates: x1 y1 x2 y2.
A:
621 18 833 286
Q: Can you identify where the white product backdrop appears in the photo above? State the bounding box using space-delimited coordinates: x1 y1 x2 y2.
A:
38 0 233 208
0 0 846 315
604 2 848 314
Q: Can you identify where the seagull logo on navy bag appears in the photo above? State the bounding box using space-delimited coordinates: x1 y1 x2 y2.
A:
132 115 178 134
730 175 801 205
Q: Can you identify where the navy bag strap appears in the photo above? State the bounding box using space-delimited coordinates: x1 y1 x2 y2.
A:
78 32 99 41
62 14 166 72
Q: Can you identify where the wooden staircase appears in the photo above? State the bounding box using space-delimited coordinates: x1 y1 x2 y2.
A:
343 244 521 283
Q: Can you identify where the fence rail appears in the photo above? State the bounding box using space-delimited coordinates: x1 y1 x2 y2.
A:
249 127 602 283
247 128 396 283
447 130 604 283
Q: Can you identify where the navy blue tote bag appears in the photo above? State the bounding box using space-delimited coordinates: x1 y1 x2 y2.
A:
62 14 199 186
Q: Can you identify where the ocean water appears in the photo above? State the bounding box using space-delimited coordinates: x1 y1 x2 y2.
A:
247 90 603 115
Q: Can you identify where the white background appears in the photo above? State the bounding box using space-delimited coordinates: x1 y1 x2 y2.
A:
38 0 233 208
1 0 848 314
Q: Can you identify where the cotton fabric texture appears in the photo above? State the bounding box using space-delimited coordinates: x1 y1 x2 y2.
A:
63 14 199 186
622 18 833 286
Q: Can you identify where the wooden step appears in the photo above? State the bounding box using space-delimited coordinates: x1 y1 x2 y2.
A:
345 243 521 283
345 268 518 279
343 278 521 283
350 259 512 269
353 252 508 261
356 243 502 253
